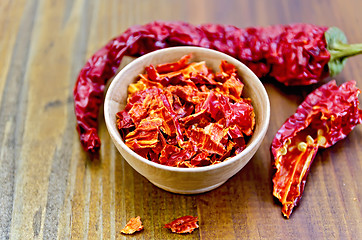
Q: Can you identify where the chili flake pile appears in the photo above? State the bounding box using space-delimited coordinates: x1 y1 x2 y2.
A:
116 54 255 167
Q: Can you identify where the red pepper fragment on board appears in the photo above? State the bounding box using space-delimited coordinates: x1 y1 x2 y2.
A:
74 21 362 155
121 216 144 234
117 55 255 167
164 216 199 234
271 80 362 218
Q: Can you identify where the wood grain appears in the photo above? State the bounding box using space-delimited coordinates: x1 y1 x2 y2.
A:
0 0 361 239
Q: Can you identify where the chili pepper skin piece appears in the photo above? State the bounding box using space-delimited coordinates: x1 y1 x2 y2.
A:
271 80 362 218
164 216 199 234
120 216 144 234
74 21 362 155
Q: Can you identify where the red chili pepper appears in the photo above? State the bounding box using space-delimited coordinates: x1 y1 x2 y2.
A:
271 80 362 218
74 21 362 155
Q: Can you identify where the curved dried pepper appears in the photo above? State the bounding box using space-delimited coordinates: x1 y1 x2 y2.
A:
117 56 255 167
74 21 362 155
271 80 362 218
164 216 199 234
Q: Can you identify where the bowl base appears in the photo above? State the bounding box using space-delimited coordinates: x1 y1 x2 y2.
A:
149 180 227 194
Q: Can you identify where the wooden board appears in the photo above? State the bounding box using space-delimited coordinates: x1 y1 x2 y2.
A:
0 0 361 239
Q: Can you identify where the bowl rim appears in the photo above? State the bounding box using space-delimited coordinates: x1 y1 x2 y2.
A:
104 46 270 173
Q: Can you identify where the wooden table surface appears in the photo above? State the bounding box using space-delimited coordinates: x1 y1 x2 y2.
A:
1 0 361 239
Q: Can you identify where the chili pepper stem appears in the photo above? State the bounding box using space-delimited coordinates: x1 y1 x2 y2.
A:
329 42 362 62
325 26 362 76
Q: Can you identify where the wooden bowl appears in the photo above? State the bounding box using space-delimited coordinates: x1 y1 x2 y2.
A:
104 46 270 194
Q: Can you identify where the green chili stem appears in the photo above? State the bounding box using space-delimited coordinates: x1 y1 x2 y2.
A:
325 27 362 76
329 42 362 62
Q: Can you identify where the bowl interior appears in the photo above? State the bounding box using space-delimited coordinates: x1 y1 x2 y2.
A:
104 46 270 173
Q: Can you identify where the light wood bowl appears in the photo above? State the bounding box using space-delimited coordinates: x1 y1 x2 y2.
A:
104 46 270 194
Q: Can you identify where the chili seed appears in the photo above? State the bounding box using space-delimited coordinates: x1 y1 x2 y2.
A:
280 146 287 155
317 136 327 145
297 142 307 152
317 129 324 136
306 135 314 145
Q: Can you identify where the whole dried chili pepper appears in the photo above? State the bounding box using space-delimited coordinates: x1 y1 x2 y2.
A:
74 21 362 155
271 80 362 218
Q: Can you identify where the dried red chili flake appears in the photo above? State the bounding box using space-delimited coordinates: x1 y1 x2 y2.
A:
271 80 362 218
164 216 199 234
116 55 255 167
156 54 191 73
121 216 144 234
